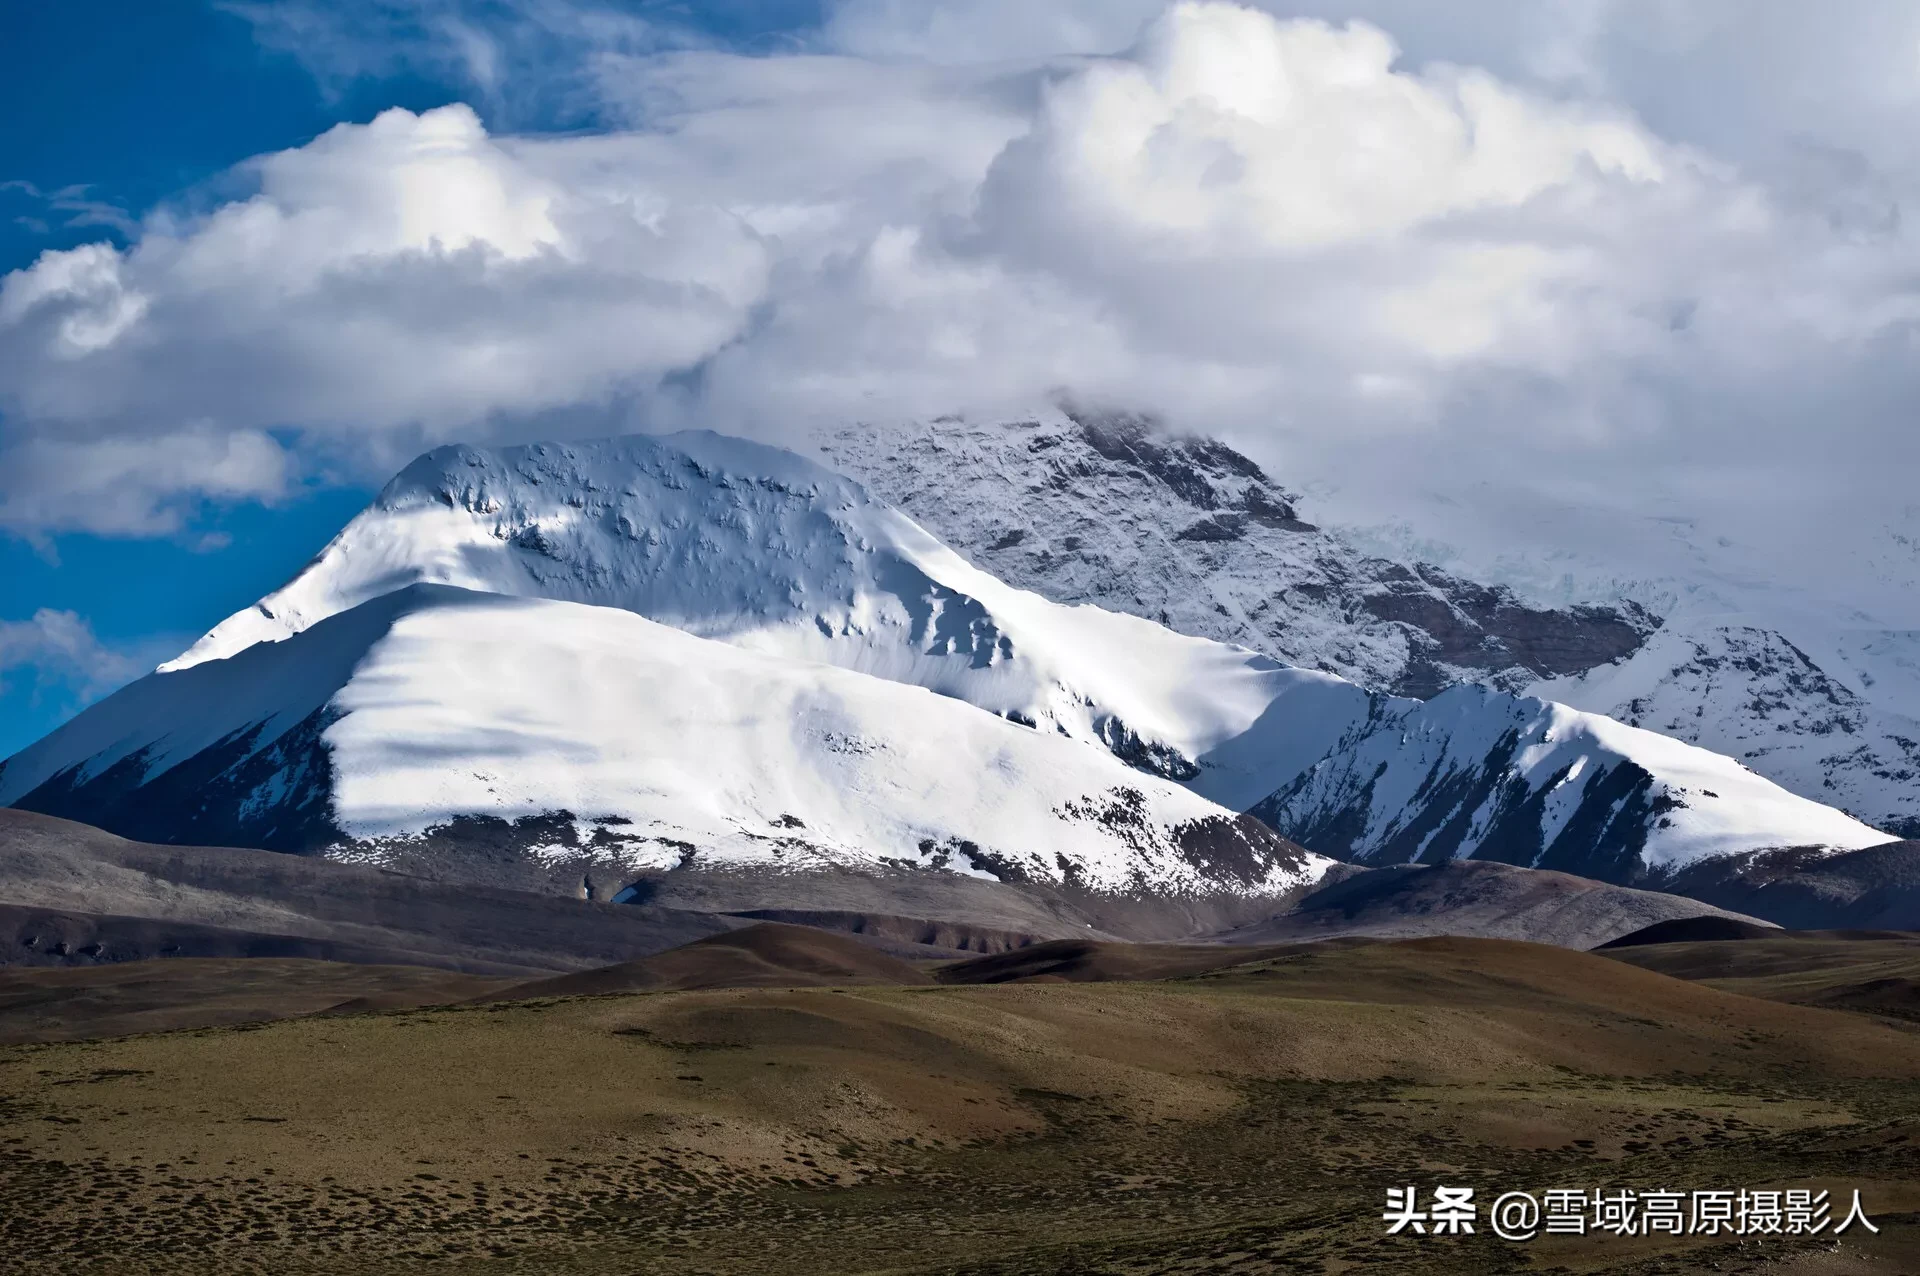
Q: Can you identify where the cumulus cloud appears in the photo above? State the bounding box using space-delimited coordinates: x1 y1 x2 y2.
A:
0 101 770 509
4 0 1920 618
831 0 1920 181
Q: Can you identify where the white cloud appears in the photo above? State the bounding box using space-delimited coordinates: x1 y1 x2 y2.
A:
0 425 292 537
981 8 1663 250
0 102 771 501
0 610 144 700
4 1 1920 620
0 242 150 356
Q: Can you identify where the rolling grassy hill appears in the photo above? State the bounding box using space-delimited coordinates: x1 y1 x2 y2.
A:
4 930 1919 1274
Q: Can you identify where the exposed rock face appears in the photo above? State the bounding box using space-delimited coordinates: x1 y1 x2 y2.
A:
814 407 1658 700
1253 730 1673 887
3 706 339 854
1360 565 1653 697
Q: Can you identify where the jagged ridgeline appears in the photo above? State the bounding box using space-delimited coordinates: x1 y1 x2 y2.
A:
816 407 1658 699
0 430 1886 900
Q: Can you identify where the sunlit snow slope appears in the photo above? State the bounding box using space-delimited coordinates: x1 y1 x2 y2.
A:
1531 623 1920 836
0 585 1326 895
1254 684 1885 884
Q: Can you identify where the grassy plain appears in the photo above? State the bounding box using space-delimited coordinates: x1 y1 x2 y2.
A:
2 936 1918 1274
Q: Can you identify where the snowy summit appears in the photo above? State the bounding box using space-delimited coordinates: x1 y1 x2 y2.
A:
0 429 1889 901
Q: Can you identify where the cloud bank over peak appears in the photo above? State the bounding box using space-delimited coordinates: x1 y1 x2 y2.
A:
987 6 1664 250
2 0 1917 621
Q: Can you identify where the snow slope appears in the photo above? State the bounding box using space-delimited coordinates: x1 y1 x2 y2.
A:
816 408 1920 834
0 585 1329 896
1531 623 1920 836
1252 684 1886 884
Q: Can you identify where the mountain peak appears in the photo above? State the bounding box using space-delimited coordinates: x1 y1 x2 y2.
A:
154 428 1353 809
4 425 1886 903
814 408 1658 698
163 431 877 674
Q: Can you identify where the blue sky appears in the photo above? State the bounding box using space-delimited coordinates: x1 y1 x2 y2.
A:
0 2 455 756
0 1 818 757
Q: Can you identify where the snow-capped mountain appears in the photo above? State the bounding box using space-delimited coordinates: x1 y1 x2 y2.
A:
813 407 1659 701
1531 624 1920 836
1251 683 1883 885
161 431 1373 807
815 408 1920 834
0 428 1887 894
0 583 1328 897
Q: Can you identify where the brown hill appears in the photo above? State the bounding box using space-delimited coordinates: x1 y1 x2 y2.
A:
0 957 509 1045
6 934 1920 1272
1604 930 1920 1023
0 902 521 969
1597 914 1782 947
0 807 731 974
1202 858 1770 949
935 936 1329 984
1662 838 1920 929
487 922 936 998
